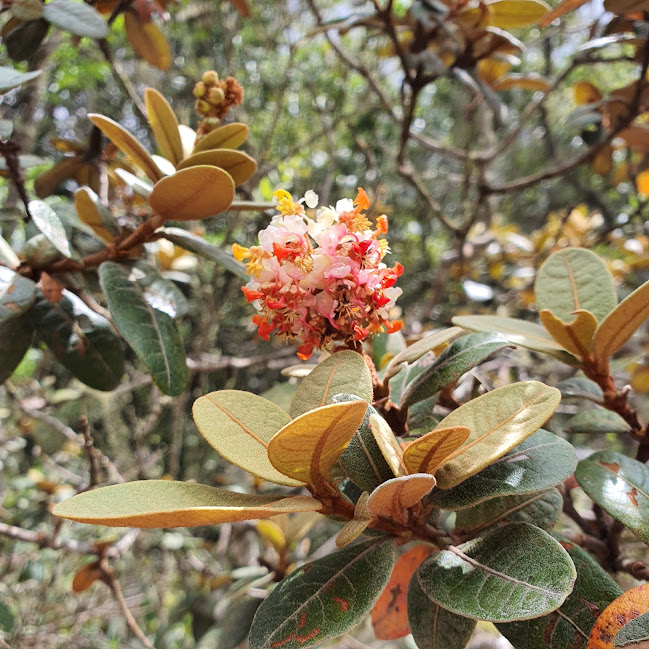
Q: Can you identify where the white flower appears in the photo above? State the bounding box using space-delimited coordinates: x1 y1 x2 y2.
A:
303 190 319 208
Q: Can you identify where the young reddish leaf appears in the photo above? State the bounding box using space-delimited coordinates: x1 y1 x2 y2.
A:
229 0 250 16
372 544 433 640
267 401 368 488
593 281 649 373
176 148 257 185
149 165 235 221
88 113 162 182
72 561 103 592
539 0 589 26
145 88 183 166
192 123 250 153
539 308 598 357
124 11 171 70
53 480 322 527
403 426 471 474
367 474 436 524
588 585 649 648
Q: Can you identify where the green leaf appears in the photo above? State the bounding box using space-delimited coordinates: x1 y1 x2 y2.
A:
0 601 15 633
389 355 432 406
455 488 563 535
535 248 616 324
193 390 302 487
98 261 188 396
29 290 124 391
615 612 649 647
0 66 41 93
382 327 463 381
289 350 372 419
215 596 263 649
158 227 247 279
430 430 577 510
452 315 578 364
0 267 36 321
53 480 322 527
400 332 510 409
564 408 630 435
433 381 561 489
415 523 576 622
557 377 603 403
333 394 397 492
407 395 439 433
575 450 649 545
42 0 108 37
248 538 395 649
0 313 34 384
5 19 49 63
498 534 622 649
28 200 73 259
407 574 476 649
372 329 406 371
132 263 189 318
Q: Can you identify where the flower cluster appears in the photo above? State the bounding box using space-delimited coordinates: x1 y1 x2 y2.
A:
234 188 403 360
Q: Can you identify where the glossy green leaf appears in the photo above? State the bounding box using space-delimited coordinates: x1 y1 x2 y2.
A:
415 523 576 622
383 327 463 381
499 535 622 649
248 538 395 649
615 612 649 647
132 263 189 318
29 291 124 391
452 314 578 363
99 261 188 396
564 409 630 435
535 248 616 324
289 350 372 419
455 488 562 535
433 381 561 489
43 0 107 37
0 313 34 384
557 377 603 403
193 390 302 487
53 480 321 527
431 430 577 510
333 395 397 492
575 450 649 545
28 200 73 258
0 267 36 321
0 66 41 93
401 332 510 408
407 575 476 649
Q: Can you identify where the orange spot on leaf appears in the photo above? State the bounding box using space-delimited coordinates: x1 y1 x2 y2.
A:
628 487 639 507
271 633 295 648
333 597 349 611
600 461 620 474
298 611 307 628
296 628 319 644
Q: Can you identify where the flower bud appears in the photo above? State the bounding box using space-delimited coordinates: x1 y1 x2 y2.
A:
193 82 206 98
202 70 219 85
208 87 225 104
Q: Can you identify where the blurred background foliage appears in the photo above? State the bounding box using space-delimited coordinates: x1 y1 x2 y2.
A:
1 0 649 646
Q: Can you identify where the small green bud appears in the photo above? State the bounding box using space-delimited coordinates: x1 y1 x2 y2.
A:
202 70 219 85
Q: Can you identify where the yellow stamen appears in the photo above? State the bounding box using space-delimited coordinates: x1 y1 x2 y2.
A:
232 243 249 261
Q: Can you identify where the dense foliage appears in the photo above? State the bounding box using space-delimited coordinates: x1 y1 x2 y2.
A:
2 1 649 648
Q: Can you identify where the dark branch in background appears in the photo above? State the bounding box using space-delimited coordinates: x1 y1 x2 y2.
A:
0 140 32 219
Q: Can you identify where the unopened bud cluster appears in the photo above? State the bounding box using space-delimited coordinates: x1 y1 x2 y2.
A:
193 70 244 136
234 188 403 360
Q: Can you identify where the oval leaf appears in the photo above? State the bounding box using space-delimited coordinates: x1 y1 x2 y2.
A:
0 267 36 321
431 429 577 510
193 390 302 487
433 381 561 489
248 538 395 649
149 165 235 221
145 88 183 166
29 290 124 391
575 450 649 545
564 409 630 435
416 523 576 622
192 123 250 153
268 401 368 488
290 350 373 419
42 0 108 38
372 545 434 640
400 332 509 408
487 0 551 28
403 426 471 475
615 612 649 647
74 187 118 242
407 575 476 649
367 474 436 524
53 480 321 527
0 66 41 93
498 535 622 649
88 113 162 182
588 585 649 649
28 199 73 258
593 280 649 372
176 149 257 185
535 248 616 325
124 12 171 70
98 261 188 396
